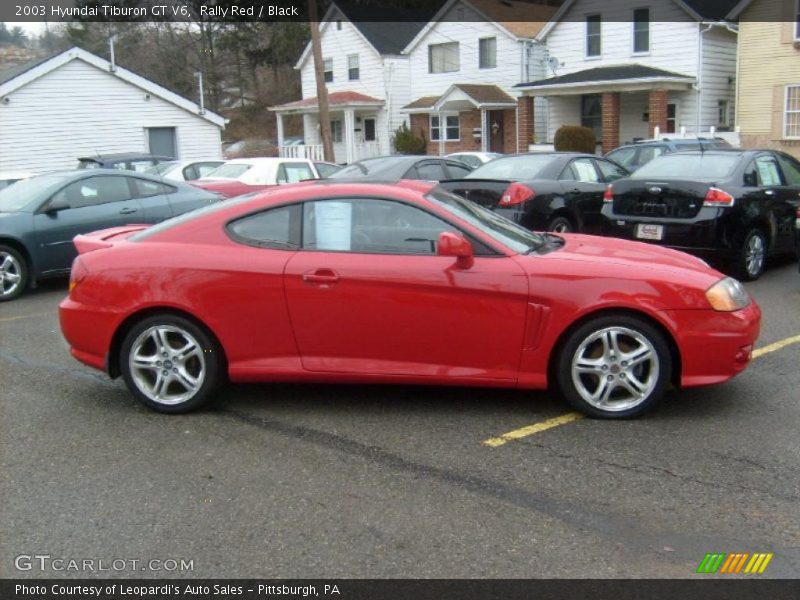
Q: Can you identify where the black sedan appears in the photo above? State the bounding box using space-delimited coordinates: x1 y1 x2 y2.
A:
328 155 474 182
440 152 630 233
0 170 218 301
601 149 800 280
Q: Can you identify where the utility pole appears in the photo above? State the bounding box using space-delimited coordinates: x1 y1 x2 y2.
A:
308 0 334 161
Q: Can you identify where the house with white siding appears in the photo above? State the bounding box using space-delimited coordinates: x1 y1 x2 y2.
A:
269 0 558 162
517 0 740 153
0 47 225 173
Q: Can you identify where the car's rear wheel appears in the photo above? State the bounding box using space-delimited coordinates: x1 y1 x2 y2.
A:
735 229 767 281
556 315 671 418
547 215 574 233
120 315 222 413
0 245 27 302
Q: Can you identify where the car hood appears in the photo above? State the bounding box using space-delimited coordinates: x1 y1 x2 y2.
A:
526 233 723 288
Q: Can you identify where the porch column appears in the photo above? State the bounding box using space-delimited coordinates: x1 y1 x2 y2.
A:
276 112 285 156
344 108 355 164
648 89 668 139
480 109 488 152
517 95 534 153
601 92 620 154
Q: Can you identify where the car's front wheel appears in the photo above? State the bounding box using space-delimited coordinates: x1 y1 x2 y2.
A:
120 314 222 413
556 314 672 418
0 245 27 302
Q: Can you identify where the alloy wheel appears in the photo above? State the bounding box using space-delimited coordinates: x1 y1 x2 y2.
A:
0 251 23 299
745 233 765 278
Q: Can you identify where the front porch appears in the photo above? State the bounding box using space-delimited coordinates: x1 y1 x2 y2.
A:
269 91 386 164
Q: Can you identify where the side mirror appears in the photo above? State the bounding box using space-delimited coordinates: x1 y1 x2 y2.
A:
437 231 474 269
44 196 70 214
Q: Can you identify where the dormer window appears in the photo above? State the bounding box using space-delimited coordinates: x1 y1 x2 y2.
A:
633 8 650 53
586 15 601 57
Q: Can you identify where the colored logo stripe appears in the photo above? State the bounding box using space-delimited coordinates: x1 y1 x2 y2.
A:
697 553 773 574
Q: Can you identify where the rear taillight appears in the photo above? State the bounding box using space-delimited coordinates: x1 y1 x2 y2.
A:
703 187 735 207
603 184 614 203
69 258 88 295
498 183 535 207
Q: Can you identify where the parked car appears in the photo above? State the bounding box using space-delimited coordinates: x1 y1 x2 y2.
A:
329 155 474 182
191 158 320 199
0 170 219 301
59 181 760 418
78 153 174 172
445 152 503 168
314 161 343 178
601 149 800 280
441 152 630 233
605 137 732 172
0 171 33 191
145 160 225 182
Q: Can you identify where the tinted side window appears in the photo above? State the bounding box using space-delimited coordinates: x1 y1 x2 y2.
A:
595 159 628 182
132 178 162 198
53 176 132 209
302 199 453 255
606 147 637 169
276 162 314 184
775 153 800 186
227 204 300 248
414 162 447 181
636 145 666 167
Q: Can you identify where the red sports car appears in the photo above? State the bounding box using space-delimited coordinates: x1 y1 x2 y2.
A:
59 181 761 418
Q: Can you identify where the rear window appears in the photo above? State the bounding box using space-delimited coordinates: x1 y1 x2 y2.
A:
130 195 257 241
205 163 252 179
632 153 741 180
466 155 554 180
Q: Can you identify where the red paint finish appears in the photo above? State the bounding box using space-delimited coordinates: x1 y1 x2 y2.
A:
59 182 761 398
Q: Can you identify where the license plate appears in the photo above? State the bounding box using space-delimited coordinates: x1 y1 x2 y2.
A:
635 224 664 240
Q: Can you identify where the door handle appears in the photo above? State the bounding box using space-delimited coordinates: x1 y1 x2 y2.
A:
119 207 138 214
302 269 340 285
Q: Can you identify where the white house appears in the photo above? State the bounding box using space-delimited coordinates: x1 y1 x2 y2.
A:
270 0 557 162
517 0 740 153
0 47 226 173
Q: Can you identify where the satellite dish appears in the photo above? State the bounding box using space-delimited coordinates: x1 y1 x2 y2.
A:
547 55 560 76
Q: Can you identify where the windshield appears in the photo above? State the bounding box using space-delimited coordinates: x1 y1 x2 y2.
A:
426 188 545 254
632 153 741 180
204 163 252 180
0 174 72 212
466 154 555 180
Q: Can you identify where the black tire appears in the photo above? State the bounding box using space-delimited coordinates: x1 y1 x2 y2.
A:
547 215 575 233
120 314 222 413
0 244 28 302
734 229 767 281
555 314 672 419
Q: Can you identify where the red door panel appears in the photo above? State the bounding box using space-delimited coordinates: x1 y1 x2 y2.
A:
283 251 529 381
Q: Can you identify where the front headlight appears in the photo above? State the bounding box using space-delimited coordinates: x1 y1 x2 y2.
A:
705 277 750 312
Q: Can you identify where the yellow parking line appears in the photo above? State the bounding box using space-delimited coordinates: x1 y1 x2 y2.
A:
482 412 584 447
752 334 800 359
482 332 800 448
0 312 53 323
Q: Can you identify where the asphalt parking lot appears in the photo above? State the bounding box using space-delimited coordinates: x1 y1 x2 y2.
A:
1 261 799 579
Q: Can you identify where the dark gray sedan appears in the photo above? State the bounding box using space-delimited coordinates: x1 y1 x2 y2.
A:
328 155 474 182
0 170 219 301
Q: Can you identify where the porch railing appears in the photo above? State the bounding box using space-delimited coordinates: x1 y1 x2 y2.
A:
353 141 381 162
280 144 324 161
653 125 741 147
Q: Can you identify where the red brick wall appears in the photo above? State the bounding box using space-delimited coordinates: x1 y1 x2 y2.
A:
648 89 668 138
409 110 492 155
601 92 620 154
517 96 534 151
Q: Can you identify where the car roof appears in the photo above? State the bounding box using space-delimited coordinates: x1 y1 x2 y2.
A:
78 153 171 161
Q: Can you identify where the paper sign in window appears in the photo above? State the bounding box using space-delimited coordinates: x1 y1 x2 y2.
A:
315 201 352 251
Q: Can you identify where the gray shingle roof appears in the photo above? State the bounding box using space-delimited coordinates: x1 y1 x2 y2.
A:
516 64 695 88
335 2 441 55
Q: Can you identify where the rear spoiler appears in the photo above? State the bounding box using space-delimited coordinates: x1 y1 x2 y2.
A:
73 225 149 255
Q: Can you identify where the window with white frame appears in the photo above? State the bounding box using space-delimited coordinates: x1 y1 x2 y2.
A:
786 85 800 138
586 15 601 57
718 100 730 128
330 120 343 143
323 58 333 83
479 37 497 69
633 8 649 53
796 0 800 40
348 54 359 80
428 42 459 73
430 114 460 141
